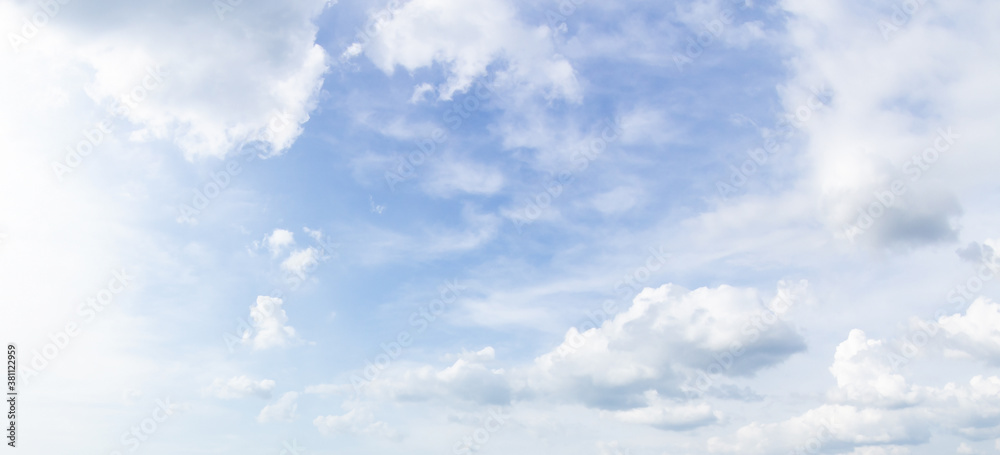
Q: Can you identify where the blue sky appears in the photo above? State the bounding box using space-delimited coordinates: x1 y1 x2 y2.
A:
3 0 1000 454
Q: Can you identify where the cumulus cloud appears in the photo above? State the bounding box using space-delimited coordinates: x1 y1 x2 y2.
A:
710 327 1000 453
265 229 296 257
527 282 808 410
5 0 332 159
258 391 299 423
314 281 808 433
938 298 1000 366
827 330 926 408
243 296 301 350
352 0 580 101
206 375 276 400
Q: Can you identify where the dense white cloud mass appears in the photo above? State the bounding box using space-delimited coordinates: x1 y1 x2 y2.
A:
3 0 330 160
527 282 808 409
776 1 1000 248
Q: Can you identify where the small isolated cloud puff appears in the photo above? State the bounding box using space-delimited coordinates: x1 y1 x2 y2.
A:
243 296 301 350
281 247 322 279
265 229 296 257
258 391 299 423
206 375 276 400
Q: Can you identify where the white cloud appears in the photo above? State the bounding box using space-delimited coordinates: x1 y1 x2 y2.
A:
265 229 296 257
281 247 322 279
354 0 580 101
421 159 506 197
938 298 1000 366
827 329 926 408
590 187 643 215
5 0 332 160
710 326 1000 453
258 391 299 423
601 390 719 430
314 405 400 440
243 296 301 350
206 375 276 400
358 347 511 406
776 0 1000 248
527 282 808 410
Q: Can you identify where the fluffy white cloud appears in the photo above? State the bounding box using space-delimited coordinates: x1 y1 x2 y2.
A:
265 229 296 257
776 0 1000 248
243 296 301 350
527 282 808 410
711 326 1000 453
827 329 926 408
3 0 332 160
206 375 276 399
258 391 299 423
353 0 580 101
938 298 1000 365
